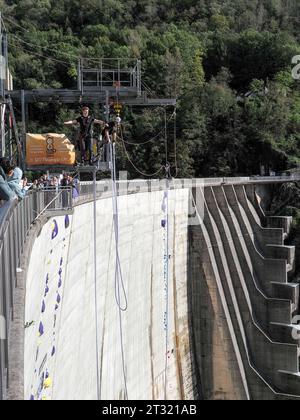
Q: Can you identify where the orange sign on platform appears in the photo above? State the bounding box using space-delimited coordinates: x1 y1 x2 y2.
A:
26 133 76 167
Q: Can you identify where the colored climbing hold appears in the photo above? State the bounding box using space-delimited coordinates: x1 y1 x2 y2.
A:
60 257 63 266
41 300 46 313
51 220 58 240
59 268 62 276
39 322 44 337
161 219 166 228
55 304 59 311
46 274 49 284
51 346 56 357
56 294 61 304
30 395 35 400
43 377 52 389
44 285 49 297
58 278 62 288
65 215 70 229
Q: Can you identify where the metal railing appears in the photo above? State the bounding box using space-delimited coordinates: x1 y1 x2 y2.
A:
0 187 72 400
78 58 142 95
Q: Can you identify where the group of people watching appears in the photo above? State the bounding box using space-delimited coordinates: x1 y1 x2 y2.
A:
0 157 80 204
0 157 27 202
31 173 79 199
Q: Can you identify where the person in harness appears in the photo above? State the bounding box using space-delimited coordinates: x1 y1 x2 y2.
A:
64 106 104 165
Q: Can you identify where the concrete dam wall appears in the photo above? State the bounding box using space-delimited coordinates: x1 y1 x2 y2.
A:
22 181 300 400
24 188 194 400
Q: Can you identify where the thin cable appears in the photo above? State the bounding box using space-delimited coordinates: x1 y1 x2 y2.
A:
93 170 101 400
121 111 176 146
164 108 168 168
171 107 178 178
119 128 165 178
110 142 129 399
1 16 7 32
9 37 71 67
3 16 30 33
9 33 79 62
162 183 170 400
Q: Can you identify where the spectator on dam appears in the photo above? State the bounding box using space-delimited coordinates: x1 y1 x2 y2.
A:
0 158 16 202
61 174 79 200
7 167 28 200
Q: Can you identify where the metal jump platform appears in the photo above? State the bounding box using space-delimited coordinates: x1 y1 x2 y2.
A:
7 58 176 107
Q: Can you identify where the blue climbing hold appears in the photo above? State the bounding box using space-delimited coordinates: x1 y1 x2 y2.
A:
30 395 35 400
41 300 46 313
51 220 59 240
39 322 44 336
65 215 70 229
44 285 49 297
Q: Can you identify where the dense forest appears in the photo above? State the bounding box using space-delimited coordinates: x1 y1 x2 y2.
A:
2 0 300 178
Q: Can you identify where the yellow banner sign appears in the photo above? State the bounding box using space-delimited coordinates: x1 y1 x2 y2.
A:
26 133 76 167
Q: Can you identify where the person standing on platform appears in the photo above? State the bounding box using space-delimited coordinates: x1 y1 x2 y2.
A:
64 106 105 165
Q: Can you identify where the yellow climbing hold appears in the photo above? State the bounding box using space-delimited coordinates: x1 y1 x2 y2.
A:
43 377 52 389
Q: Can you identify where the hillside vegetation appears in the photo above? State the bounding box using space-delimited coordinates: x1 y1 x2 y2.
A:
2 0 300 177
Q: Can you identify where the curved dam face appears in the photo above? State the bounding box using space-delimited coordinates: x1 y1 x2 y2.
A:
20 180 300 400
24 189 193 401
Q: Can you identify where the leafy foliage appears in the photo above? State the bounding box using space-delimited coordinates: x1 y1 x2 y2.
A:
3 0 300 177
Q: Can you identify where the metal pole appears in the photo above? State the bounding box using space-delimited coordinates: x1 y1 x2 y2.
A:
0 103 5 157
3 32 7 78
0 13 3 100
93 168 101 400
137 60 142 97
21 90 26 168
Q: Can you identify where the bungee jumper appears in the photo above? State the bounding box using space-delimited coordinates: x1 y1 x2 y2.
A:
64 106 105 165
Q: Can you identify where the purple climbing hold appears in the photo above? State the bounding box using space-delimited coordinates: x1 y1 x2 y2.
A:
58 278 62 288
39 322 44 336
41 300 46 313
65 215 70 229
56 294 61 304
59 268 62 276
46 274 49 284
51 346 56 357
55 304 59 311
51 220 59 240
161 219 166 228
30 395 35 401
44 285 49 297
60 257 63 266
